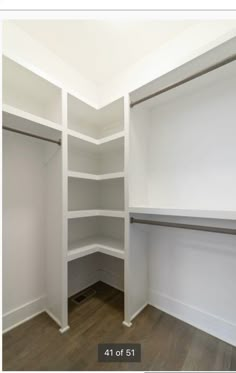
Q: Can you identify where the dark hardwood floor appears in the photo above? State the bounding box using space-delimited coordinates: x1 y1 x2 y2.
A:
3 282 236 371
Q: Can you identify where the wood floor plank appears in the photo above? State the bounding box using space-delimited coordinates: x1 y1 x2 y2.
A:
3 282 236 371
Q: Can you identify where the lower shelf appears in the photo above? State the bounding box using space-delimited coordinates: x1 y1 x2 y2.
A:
68 236 125 261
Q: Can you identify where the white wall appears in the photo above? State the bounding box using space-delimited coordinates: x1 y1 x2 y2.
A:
68 253 124 297
2 132 46 331
148 222 236 346
148 61 236 210
130 59 236 211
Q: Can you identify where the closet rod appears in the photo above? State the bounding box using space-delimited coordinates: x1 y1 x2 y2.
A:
130 217 236 235
130 54 236 108
3 126 61 146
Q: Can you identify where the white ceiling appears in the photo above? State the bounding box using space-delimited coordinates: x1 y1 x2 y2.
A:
12 20 194 85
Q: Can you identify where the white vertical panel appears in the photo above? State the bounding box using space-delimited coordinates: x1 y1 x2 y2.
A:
123 94 130 324
129 105 150 207
60 90 69 332
129 224 149 320
44 141 63 326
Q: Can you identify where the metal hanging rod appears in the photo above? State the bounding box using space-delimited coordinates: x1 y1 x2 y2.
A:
3 126 61 146
130 217 236 235
130 54 236 108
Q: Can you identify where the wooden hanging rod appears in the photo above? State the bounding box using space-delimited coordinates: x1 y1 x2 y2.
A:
3 126 61 146
130 217 236 235
130 54 236 108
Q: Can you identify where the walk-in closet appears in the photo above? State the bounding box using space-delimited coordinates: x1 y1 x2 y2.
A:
2 18 236 372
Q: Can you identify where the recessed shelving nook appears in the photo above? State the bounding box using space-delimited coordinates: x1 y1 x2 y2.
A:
68 216 124 261
66 94 126 319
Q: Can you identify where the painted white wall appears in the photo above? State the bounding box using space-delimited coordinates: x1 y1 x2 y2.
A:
147 62 236 210
2 131 64 331
2 132 46 329
68 252 124 297
130 59 236 211
148 222 236 346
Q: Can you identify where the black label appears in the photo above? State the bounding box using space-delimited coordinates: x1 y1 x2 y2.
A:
98 343 141 362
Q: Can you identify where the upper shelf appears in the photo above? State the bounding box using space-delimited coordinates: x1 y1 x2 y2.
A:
129 207 236 220
2 56 62 124
2 104 62 142
130 38 236 111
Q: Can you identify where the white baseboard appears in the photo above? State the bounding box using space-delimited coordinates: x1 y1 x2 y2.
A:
59 325 70 334
149 289 236 347
122 320 132 327
2 296 45 333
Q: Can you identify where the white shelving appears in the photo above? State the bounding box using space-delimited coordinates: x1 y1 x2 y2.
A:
66 94 125 313
68 171 124 180
67 128 124 145
3 56 62 124
3 34 236 345
68 210 125 219
129 207 236 220
68 134 124 175
68 236 124 261
3 105 62 147
68 94 124 139
3 104 62 133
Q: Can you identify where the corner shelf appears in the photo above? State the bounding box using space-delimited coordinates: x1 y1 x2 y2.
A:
129 207 236 220
67 128 124 146
68 210 125 219
68 236 124 261
68 170 124 180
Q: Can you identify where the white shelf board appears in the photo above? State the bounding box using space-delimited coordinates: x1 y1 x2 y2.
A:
2 104 62 133
67 128 97 145
129 207 236 220
67 128 124 146
68 170 124 180
68 209 125 219
99 131 125 145
68 236 124 261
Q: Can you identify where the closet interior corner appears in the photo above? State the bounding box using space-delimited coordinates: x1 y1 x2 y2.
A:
2 29 236 352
